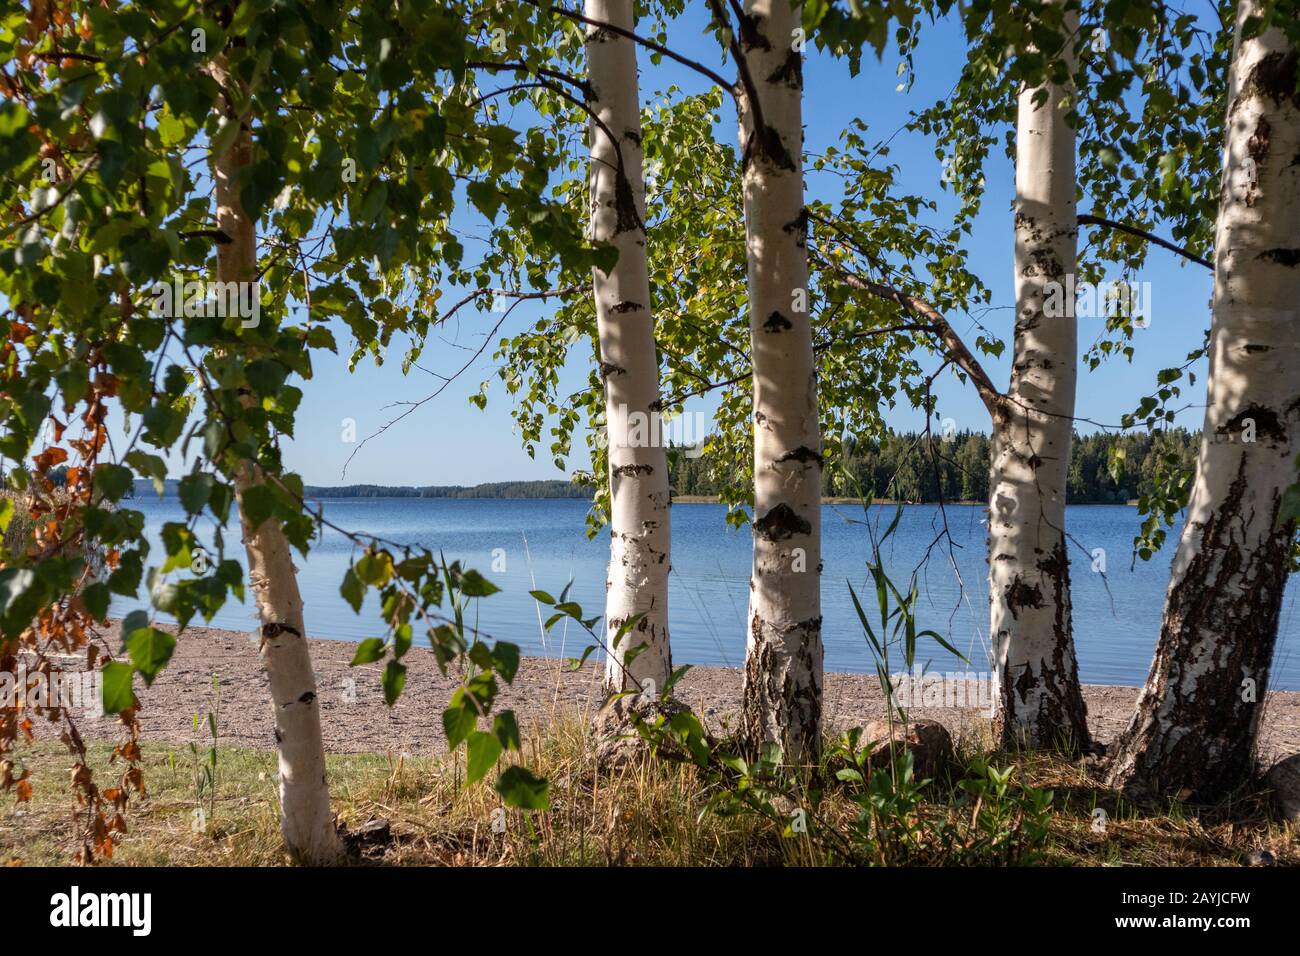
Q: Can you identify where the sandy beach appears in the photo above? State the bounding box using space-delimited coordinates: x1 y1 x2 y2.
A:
20 620 1294 771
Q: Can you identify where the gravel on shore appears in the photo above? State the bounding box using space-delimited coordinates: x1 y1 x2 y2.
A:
26 621 1300 767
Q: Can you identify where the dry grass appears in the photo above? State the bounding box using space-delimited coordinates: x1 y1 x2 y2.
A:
0 720 1294 867
1 485 79 555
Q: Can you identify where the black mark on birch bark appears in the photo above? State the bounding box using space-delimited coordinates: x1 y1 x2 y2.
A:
613 463 654 478
767 49 802 89
1004 577 1044 618
612 170 641 236
1243 50 1299 108
753 503 811 542
783 208 809 248
736 12 771 52
1258 248 1300 267
775 445 823 466
262 622 302 640
763 310 793 332
1218 403 1286 442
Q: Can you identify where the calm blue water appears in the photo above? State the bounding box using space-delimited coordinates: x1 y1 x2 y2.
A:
116 498 1300 691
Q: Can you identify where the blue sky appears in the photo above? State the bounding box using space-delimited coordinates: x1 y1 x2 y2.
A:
188 8 1218 486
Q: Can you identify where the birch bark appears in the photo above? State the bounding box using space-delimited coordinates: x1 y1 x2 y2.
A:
585 0 674 695
734 0 824 764
1106 2 1300 800
989 5 1090 751
215 115 342 864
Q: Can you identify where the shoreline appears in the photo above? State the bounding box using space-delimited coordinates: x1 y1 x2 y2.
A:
671 495 1142 506
33 622 1299 765
125 493 1142 507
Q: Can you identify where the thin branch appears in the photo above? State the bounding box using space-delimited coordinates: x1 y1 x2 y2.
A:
341 284 582 477
519 0 734 92
178 228 232 244
464 59 594 99
705 0 770 158
1 157 97 238
817 255 1005 418
469 77 640 231
654 372 749 410
1077 213 1212 271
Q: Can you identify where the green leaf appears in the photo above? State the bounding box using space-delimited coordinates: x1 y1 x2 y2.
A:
94 463 134 502
178 472 214 514
351 638 386 665
240 484 275 530
443 691 477 748
495 765 549 810
126 626 176 686
567 645 597 671
457 569 500 598
466 730 502 785
1279 483 1300 528
491 642 520 683
244 359 288 398
493 711 521 751
466 181 502 221
339 567 365 613
356 550 393 586
381 660 406 706
100 661 136 714
82 582 111 620
156 110 187 147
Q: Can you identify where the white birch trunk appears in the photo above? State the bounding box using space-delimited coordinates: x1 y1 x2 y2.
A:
735 0 823 764
989 5 1090 751
1106 3 1300 800
585 0 673 696
215 121 343 864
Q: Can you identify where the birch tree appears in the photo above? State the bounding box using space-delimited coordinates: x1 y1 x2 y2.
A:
1106 1 1300 801
584 0 674 695
212 96 342 864
728 0 825 764
988 2 1090 752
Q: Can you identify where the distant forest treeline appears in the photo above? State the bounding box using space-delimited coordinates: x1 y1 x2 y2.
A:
670 429 1201 505
120 478 595 500
300 480 593 499
73 429 1195 504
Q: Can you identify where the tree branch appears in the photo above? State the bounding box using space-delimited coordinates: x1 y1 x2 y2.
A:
178 228 232 244
1077 213 1212 271
341 284 583 477
519 0 734 93
819 256 1005 418
465 59 594 99
704 0 769 158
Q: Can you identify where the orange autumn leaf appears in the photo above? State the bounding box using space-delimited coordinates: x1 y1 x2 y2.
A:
32 446 67 470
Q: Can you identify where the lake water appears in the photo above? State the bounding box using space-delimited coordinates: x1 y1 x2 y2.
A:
117 497 1300 691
